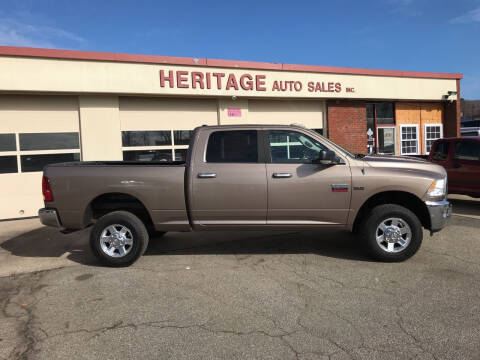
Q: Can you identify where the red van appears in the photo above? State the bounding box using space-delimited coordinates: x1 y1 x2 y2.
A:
428 137 480 198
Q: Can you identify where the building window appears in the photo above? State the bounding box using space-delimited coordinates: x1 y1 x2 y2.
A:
122 131 171 147
121 130 191 162
0 156 18 174
206 130 258 163
21 153 80 173
173 130 193 145
424 124 443 154
19 132 79 151
122 150 172 162
400 125 419 155
373 103 395 125
0 134 16 151
366 103 395 155
0 132 80 174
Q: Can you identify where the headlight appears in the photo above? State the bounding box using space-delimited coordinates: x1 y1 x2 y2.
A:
427 178 446 197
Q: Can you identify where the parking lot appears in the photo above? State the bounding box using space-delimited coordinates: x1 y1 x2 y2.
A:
1 195 479 360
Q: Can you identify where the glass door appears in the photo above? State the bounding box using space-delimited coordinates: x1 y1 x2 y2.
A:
366 103 396 155
376 127 396 155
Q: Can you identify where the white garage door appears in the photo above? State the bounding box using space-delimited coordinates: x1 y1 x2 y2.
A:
0 95 80 219
119 97 218 162
248 99 324 132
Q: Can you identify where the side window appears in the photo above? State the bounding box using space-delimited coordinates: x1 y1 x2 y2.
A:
268 130 328 163
454 141 480 161
206 130 258 163
431 141 450 161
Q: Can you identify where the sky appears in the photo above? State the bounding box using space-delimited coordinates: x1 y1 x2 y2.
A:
0 0 479 99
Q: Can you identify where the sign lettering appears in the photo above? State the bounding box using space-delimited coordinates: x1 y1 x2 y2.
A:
159 70 351 94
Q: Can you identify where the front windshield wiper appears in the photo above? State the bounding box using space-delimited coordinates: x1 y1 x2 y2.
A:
355 153 366 159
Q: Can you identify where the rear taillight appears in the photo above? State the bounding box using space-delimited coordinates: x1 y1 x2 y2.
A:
42 176 53 202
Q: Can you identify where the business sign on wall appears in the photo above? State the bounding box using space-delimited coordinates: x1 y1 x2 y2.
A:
159 69 356 95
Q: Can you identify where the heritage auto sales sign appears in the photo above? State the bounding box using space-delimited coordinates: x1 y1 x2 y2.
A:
159 69 356 94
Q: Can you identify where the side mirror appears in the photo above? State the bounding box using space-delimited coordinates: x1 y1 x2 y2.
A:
318 150 337 165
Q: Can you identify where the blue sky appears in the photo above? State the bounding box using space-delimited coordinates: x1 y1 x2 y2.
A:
0 0 479 98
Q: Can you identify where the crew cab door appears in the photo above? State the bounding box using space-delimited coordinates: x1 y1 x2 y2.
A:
449 140 480 196
264 129 351 225
190 129 267 226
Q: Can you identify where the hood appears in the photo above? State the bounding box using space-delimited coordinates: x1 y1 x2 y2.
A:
363 154 446 177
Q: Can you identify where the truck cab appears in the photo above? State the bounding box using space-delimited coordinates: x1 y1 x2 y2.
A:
428 137 480 198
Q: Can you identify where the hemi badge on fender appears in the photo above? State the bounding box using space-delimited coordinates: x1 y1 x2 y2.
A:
331 184 348 192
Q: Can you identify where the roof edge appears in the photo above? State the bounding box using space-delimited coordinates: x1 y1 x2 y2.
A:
0 46 463 80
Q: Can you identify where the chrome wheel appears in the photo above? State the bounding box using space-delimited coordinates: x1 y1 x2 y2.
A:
375 218 411 253
99 224 133 258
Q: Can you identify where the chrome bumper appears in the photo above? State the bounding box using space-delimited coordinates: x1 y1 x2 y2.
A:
425 200 452 232
38 208 62 228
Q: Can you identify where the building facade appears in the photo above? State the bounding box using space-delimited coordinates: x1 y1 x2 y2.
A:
0 46 462 220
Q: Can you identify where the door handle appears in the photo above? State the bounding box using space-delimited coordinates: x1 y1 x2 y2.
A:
453 163 461 169
197 173 217 178
272 173 292 178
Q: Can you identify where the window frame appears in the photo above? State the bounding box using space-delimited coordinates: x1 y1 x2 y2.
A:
0 132 81 174
204 129 264 164
454 140 480 162
121 129 191 162
262 128 345 164
424 123 443 155
400 124 420 155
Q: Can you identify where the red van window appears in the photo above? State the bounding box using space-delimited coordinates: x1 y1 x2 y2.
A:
431 141 450 161
454 141 480 161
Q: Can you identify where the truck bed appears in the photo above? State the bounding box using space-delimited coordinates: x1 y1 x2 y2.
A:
44 161 189 231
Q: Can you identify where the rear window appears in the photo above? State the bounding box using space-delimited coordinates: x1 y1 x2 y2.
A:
206 130 258 163
454 141 480 161
431 141 450 161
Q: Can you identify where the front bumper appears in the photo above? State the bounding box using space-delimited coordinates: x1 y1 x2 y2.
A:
425 200 452 232
38 208 62 228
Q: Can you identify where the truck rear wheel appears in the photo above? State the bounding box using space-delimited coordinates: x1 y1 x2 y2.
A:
360 204 423 262
90 211 149 267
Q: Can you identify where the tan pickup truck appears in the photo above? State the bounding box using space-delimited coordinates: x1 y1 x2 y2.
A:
39 125 451 266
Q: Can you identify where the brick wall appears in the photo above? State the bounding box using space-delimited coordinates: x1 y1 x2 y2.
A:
327 101 367 154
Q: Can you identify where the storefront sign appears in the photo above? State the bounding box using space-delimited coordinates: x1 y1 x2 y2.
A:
227 108 242 117
159 70 353 94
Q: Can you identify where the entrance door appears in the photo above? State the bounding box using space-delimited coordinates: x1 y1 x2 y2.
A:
376 127 396 155
190 129 267 226
367 103 395 155
265 129 351 225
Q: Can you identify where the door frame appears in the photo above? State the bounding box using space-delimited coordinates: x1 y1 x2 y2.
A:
376 125 397 155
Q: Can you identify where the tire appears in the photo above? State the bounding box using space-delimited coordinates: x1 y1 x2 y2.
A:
90 211 149 267
360 204 423 262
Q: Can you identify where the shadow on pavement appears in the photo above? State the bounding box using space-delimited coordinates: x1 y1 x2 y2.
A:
1 225 370 266
145 229 371 261
0 226 97 266
449 197 480 219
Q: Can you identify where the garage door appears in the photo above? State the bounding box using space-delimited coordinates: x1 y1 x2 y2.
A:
0 95 80 219
248 99 324 132
119 97 218 162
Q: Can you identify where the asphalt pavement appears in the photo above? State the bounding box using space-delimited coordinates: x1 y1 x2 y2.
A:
0 195 479 360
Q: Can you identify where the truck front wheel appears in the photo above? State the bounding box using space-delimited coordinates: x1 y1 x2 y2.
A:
90 211 149 267
360 204 423 262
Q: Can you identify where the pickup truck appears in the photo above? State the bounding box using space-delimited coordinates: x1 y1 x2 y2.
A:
39 125 451 266
427 137 480 198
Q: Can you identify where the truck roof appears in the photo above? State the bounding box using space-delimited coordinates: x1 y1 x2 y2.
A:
196 124 308 130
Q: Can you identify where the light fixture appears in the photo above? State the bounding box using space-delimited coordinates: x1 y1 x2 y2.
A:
448 91 457 96
232 95 237 100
